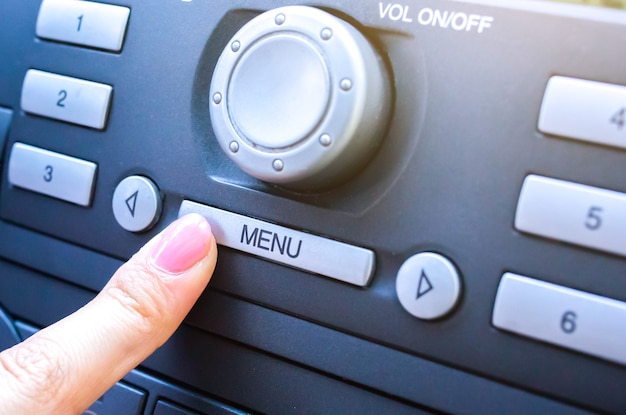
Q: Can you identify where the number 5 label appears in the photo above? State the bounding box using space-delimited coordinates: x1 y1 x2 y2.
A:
585 206 603 231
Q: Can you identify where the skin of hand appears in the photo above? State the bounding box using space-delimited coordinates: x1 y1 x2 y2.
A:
0 213 217 415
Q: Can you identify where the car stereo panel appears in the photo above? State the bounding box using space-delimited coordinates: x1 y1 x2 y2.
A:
1 0 626 413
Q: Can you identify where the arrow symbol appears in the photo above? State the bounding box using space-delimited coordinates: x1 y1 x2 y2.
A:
416 269 434 300
125 190 139 217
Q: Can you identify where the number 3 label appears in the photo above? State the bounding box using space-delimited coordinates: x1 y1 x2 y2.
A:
44 165 54 183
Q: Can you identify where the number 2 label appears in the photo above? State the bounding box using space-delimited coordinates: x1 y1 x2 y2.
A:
57 90 67 107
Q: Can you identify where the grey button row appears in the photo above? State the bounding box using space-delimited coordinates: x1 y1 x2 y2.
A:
178 200 375 287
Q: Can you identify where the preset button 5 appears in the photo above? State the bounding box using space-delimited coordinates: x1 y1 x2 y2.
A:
515 175 626 257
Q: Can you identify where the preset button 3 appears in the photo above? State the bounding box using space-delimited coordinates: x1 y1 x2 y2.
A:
178 201 375 287
8 142 97 206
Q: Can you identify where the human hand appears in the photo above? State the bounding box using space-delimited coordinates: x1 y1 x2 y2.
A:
0 213 217 414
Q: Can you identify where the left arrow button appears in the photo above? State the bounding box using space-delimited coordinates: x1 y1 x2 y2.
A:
112 176 161 233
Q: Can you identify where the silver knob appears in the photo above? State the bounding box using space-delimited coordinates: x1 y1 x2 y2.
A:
210 6 391 189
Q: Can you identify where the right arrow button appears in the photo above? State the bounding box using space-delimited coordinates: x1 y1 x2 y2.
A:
396 252 462 320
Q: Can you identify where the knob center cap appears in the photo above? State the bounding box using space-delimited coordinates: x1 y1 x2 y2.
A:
229 34 329 149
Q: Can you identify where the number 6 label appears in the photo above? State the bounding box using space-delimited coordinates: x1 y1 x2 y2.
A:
560 311 577 334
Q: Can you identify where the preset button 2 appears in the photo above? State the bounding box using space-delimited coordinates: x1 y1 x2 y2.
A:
21 70 113 130
178 201 375 287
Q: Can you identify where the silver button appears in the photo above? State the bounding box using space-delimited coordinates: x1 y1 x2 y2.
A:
36 0 130 52
515 175 626 257
493 273 626 366
396 253 462 320
112 176 162 233
539 76 626 149
21 70 113 130
8 142 97 207
210 6 390 189
178 200 375 287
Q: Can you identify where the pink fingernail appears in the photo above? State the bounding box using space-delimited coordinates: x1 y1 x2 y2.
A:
150 214 213 274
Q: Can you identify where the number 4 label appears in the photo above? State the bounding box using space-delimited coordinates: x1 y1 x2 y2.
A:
611 107 625 130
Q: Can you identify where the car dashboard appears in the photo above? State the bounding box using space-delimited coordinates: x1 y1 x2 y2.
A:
1 0 626 414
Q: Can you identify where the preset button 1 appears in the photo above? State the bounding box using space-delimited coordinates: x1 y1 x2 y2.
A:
36 0 130 52
178 201 375 287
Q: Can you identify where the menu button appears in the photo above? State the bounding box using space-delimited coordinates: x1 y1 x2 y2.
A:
178 201 375 287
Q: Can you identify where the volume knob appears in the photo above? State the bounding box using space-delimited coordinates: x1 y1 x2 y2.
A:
209 5 391 189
